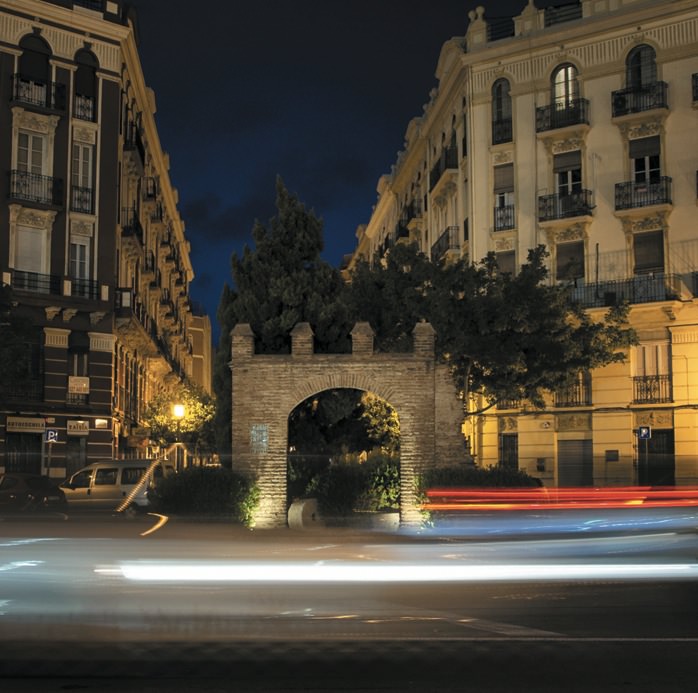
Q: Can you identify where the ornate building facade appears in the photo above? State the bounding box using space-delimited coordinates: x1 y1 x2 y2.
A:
349 0 698 486
0 0 211 477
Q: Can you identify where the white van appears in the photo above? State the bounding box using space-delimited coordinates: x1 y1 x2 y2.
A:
60 459 175 509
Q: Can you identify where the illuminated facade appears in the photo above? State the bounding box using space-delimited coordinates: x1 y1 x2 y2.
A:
0 0 211 476
350 0 698 486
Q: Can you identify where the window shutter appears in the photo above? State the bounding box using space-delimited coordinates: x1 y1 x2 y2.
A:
629 136 660 159
553 150 581 172
633 230 664 273
493 164 514 192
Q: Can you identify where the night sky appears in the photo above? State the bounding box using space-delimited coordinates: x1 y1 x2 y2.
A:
134 1 555 341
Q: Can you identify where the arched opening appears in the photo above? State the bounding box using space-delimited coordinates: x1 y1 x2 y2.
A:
287 388 400 525
74 48 98 121
552 63 579 108
626 44 656 88
491 78 512 144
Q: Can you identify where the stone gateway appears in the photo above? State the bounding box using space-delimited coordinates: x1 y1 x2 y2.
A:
230 321 464 527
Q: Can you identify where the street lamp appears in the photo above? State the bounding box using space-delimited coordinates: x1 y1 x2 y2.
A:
172 402 185 470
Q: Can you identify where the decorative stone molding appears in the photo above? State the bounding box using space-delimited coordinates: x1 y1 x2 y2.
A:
635 410 673 428
619 211 668 237
492 150 513 165
556 413 592 432
44 327 70 348
542 135 585 156
12 107 59 136
498 416 518 432
544 222 588 246
73 124 97 145
70 218 94 237
45 306 61 321
10 205 57 231
89 311 106 326
494 236 514 252
618 118 664 140
62 308 78 322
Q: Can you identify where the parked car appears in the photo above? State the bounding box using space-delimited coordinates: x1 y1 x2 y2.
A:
0 473 67 512
60 459 175 510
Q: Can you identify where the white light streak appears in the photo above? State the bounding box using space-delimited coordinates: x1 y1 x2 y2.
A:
114 561 698 583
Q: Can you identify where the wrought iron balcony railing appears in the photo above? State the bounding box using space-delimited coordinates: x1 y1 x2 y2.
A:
611 81 668 117
492 118 513 145
429 146 459 191
70 277 100 300
633 374 672 404
538 190 592 221
73 94 95 121
121 206 144 243
536 98 589 132
10 170 63 206
544 1 582 26
431 226 460 262
494 205 515 231
11 269 61 295
71 185 94 214
615 177 672 210
554 372 592 408
11 74 65 111
570 274 685 308
124 122 146 166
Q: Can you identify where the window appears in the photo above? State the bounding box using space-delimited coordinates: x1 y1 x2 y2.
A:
556 240 585 281
633 230 664 274
495 250 515 275
492 78 512 144
634 342 670 378
15 225 47 274
627 45 657 89
18 132 45 174
499 433 519 470
552 63 579 108
69 236 90 280
94 468 118 486
74 49 98 121
554 150 582 196
71 142 93 212
494 164 515 230
630 136 660 185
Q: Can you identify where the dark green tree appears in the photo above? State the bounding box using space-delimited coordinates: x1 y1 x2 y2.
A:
213 178 353 460
347 243 636 416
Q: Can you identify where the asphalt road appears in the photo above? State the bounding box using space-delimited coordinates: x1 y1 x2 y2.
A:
1 510 697 690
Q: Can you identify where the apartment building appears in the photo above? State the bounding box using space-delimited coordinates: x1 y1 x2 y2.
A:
0 0 211 477
350 0 698 486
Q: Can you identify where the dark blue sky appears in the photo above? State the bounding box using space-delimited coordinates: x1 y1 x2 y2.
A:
134 1 549 342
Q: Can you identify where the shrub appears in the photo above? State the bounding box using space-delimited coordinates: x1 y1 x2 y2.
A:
418 464 542 494
149 466 259 525
314 451 400 518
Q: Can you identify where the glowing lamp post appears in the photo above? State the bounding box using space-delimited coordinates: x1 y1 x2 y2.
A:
172 402 186 470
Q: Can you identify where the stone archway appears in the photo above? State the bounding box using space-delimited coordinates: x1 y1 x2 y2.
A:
230 321 464 528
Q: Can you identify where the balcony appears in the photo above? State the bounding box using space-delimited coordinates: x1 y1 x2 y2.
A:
615 177 671 211
74 94 95 122
536 98 589 132
0 379 43 403
70 185 94 214
554 372 591 408
123 122 145 174
570 274 688 308
633 374 672 404
611 81 668 118
544 2 582 26
538 190 592 222
142 250 156 279
487 17 514 42
429 146 458 193
115 288 159 357
492 118 512 145
391 223 411 246
11 74 65 112
10 170 63 207
70 277 100 300
431 226 460 263
494 205 515 231
11 269 61 295
121 206 144 249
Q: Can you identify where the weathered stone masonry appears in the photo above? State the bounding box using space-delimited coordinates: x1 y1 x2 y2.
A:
230 321 464 528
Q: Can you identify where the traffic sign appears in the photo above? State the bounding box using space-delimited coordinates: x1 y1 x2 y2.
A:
45 429 59 443
637 426 651 440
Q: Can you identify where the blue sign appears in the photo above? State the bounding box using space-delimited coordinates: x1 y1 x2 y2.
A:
637 426 651 440
45 429 59 443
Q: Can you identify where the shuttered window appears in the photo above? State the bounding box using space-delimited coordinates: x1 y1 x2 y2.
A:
633 230 664 273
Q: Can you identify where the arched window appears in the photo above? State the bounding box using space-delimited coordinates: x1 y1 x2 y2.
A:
492 78 512 144
74 49 98 121
552 63 579 107
627 44 657 88
18 34 50 82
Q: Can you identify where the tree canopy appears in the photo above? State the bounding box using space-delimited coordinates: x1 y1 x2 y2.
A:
346 243 635 414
